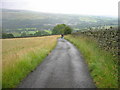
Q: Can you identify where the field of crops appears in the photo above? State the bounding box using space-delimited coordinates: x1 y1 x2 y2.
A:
2 35 59 88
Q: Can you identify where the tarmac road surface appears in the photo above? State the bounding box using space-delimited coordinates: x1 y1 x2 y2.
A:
18 38 96 88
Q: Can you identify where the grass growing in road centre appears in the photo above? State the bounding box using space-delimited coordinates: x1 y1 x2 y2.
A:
2 35 59 88
65 35 118 88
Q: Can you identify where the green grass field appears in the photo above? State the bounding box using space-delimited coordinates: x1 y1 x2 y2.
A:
2 35 59 88
65 35 118 88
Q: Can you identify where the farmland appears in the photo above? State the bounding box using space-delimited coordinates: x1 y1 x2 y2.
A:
2 35 59 88
2 9 117 38
1 8 118 88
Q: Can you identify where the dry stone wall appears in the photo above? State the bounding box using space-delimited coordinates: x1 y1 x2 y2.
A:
73 27 118 57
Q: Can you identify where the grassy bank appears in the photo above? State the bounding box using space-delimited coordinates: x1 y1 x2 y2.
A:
65 35 118 88
2 35 59 88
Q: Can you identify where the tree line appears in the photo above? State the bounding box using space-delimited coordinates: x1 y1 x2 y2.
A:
2 24 72 38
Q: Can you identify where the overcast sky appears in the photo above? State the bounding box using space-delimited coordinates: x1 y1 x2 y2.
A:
1 0 119 17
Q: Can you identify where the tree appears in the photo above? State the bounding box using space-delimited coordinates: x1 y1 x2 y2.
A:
110 26 112 29
52 24 66 35
52 24 72 35
64 26 72 35
2 33 14 38
7 33 14 38
2 33 7 38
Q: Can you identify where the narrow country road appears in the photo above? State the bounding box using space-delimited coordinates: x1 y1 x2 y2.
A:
18 38 96 88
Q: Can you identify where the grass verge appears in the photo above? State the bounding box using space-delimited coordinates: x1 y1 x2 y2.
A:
65 35 118 88
2 35 59 88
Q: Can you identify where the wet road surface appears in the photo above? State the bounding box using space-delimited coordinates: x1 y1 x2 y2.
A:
18 38 96 88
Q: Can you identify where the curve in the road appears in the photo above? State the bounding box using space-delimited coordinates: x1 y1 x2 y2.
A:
18 38 96 88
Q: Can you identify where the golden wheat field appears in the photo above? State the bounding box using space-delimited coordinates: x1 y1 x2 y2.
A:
2 35 59 88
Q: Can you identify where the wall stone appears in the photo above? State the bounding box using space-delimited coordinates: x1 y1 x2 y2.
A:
73 27 118 57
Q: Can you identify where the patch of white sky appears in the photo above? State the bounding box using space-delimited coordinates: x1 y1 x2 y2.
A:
1 0 119 17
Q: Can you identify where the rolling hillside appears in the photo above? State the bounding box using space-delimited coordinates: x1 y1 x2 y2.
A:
2 9 117 33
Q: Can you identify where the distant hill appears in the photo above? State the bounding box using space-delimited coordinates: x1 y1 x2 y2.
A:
2 9 118 33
